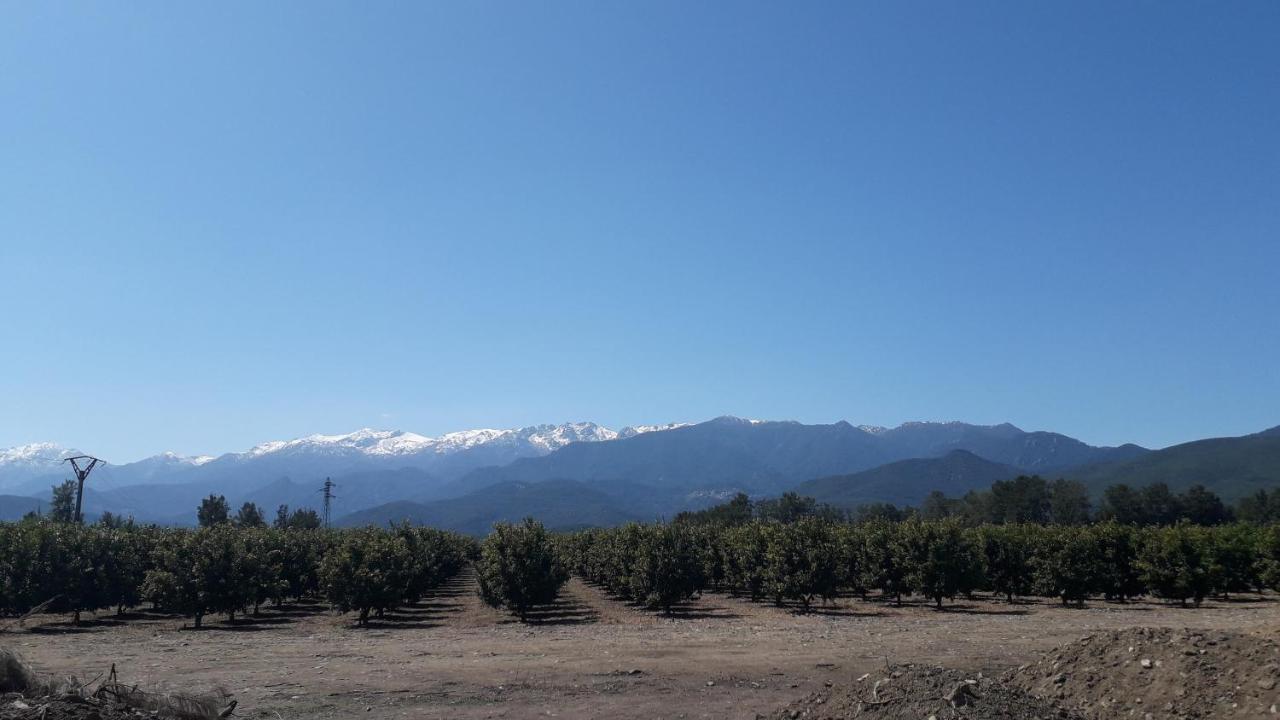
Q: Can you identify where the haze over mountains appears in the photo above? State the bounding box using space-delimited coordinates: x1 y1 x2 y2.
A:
2 417 1277 532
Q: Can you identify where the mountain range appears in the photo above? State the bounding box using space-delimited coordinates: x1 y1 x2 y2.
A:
2 418 1277 533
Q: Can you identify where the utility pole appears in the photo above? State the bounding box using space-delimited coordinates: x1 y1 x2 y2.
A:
63 455 103 524
320 477 337 529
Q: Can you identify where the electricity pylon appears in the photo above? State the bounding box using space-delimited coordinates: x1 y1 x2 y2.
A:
62 455 103 524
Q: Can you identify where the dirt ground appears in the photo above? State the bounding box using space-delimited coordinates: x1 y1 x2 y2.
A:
7 571 1280 720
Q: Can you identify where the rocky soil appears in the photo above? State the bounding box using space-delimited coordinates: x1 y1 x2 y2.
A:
766 664 1079 720
1010 627 1280 719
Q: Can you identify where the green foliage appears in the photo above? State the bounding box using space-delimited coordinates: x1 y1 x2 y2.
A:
320 529 411 625
1091 522 1146 602
761 518 841 610
673 493 753 526
623 524 705 612
1047 479 1092 525
1236 489 1280 524
975 524 1036 602
1031 525 1100 606
475 519 567 620
895 519 980 608
287 508 323 530
50 481 76 523
754 492 842 523
1208 523 1260 598
857 519 910 605
723 522 773 601
235 502 267 528
146 525 251 626
1139 524 1214 606
196 494 230 527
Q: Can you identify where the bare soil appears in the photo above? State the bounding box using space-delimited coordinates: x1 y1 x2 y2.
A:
7 571 1280 720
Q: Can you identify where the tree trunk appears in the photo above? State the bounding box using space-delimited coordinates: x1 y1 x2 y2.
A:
73 609 81 625
228 609 235 622
935 596 943 609
358 607 369 626
194 613 203 629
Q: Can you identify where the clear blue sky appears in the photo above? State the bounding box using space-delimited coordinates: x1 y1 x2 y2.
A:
2 2 1277 462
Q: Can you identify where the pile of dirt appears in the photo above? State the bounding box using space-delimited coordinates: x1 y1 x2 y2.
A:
1009 627 1280 719
764 664 1080 720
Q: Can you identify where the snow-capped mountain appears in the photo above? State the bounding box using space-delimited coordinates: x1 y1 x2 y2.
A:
617 422 692 439
0 442 82 489
233 423 621 462
0 421 684 494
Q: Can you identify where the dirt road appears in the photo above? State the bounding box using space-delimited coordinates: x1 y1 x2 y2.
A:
8 571 1280 719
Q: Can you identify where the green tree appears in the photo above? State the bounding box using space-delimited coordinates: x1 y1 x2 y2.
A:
920 491 956 521
1032 525 1099 606
897 519 980 608
625 524 705 613
761 518 840 610
235 502 267 528
1139 524 1213 607
1100 484 1145 525
853 503 909 523
1092 523 1145 602
989 476 1050 524
1207 523 1259 598
976 524 1035 602
320 529 410 626
475 519 568 620
143 526 251 627
1047 479 1092 525
674 493 753 526
859 519 910 605
1236 490 1280 524
287 508 322 530
755 493 840 523
50 480 77 523
723 522 773 601
1179 485 1231 526
197 494 230 527
1139 483 1181 525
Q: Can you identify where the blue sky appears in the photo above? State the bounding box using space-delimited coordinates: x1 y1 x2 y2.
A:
2 2 1277 461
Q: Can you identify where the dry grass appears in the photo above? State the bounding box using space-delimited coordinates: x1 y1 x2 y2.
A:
0 648 233 720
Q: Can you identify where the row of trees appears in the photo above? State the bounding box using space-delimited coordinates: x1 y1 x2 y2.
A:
561 519 1280 611
678 478 1250 529
0 522 474 627
196 495 323 530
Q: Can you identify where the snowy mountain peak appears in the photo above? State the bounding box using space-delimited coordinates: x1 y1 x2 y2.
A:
244 428 435 458
617 422 692 439
237 422 629 461
0 442 81 467
154 451 215 466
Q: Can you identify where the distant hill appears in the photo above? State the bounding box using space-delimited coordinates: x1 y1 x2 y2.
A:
336 479 639 535
1067 429 1280 501
452 417 892 497
1 416 1158 526
871 422 1147 473
0 494 43 521
452 417 1143 508
794 450 1023 509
